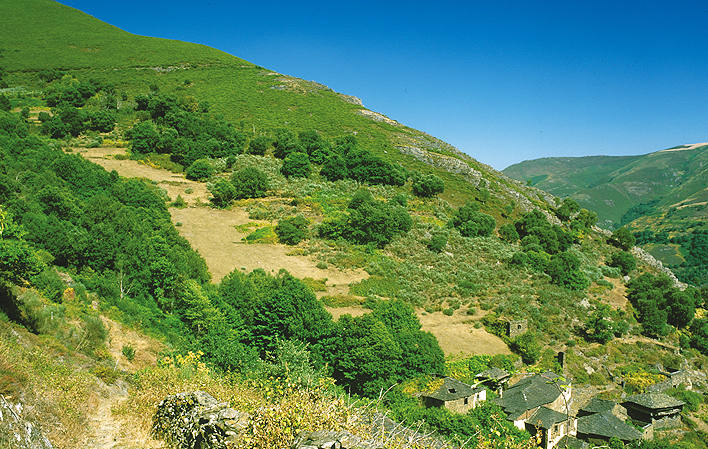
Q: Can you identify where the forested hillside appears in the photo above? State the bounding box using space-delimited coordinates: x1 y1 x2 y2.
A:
0 1 706 448
503 144 708 286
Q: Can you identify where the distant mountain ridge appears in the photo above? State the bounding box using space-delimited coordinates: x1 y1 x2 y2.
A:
503 143 708 285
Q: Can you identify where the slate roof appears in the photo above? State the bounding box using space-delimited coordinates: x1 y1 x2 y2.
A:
580 397 618 415
577 411 643 441
494 372 565 418
558 435 589 449
476 367 511 381
526 406 569 429
422 377 480 402
624 393 684 410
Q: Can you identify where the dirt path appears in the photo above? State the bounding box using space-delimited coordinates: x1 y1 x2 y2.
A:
78 147 368 289
83 381 130 449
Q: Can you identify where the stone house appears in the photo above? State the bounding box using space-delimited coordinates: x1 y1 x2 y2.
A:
421 377 486 414
494 372 574 448
576 411 642 444
475 367 511 395
577 397 627 420
623 393 684 429
525 406 577 449
507 319 528 338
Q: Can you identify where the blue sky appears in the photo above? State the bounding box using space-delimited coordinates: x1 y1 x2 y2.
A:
60 1 708 169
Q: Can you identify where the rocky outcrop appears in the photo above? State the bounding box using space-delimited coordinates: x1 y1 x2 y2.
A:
292 430 382 449
0 395 53 449
631 247 686 289
152 391 249 449
397 145 482 187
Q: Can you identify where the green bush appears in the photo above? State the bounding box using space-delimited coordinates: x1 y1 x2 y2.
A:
231 166 268 198
281 152 311 178
510 332 541 364
320 152 348 181
275 215 309 245
412 174 444 198
427 230 448 253
498 223 519 243
609 227 636 250
208 178 237 207
546 251 589 290
122 344 136 361
449 203 496 238
607 251 636 275
247 135 271 155
185 159 214 181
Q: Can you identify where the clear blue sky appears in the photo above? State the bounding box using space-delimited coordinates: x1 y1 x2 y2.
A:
60 0 708 169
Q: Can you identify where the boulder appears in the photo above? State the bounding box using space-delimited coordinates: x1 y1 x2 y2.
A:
152 391 248 449
291 430 383 449
0 395 53 449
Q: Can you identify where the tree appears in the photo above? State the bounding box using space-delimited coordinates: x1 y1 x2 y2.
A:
412 174 444 198
607 251 636 275
125 120 159 153
275 215 308 245
87 110 116 132
689 318 708 354
208 178 237 207
231 166 268 199
546 251 589 290
610 227 636 250
450 204 496 238
344 189 411 247
185 159 214 181
555 198 580 222
320 152 348 181
281 152 311 178
498 223 520 243
511 332 540 364
427 229 448 253
666 290 696 329
584 304 614 344
247 135 271 155
0 95 10 112
272 128 302 159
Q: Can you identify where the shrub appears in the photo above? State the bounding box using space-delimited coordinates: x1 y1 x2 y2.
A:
208 178 237 207
281 152 311 178
443 308 454 316
450 204 496 238
185 159 214 181
231 166 268 199
275 216 309 245
0 95 10 112
247 136 271 155
427 230 448 253
511 332 541 364
412 174 444 198
609 227 636 250
125 120 159 153
607 251 636 275
498 223 520 243
546 251 589 290
320 152 348 181
122 344 136 361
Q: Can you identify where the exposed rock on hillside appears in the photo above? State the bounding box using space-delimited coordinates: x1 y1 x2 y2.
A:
0 395 53 449
152 391 249 449
292 430 382 449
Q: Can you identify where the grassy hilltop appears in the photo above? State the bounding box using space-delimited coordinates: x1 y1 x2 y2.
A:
504 144 708 285
0 1 706 448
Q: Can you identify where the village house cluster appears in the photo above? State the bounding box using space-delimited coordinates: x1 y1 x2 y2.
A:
420 368 687 449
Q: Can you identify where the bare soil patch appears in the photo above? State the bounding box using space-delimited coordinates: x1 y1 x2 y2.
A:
605 277 629 310
78 147 368 290
102 317 165 373
325 305 510 357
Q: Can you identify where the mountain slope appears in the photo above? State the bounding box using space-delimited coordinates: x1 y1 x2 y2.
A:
0 0 556 214
503 143 708 285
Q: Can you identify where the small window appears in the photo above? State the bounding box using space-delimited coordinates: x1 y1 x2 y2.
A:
464 397 469 405
448 388 456 394
517 324 522 329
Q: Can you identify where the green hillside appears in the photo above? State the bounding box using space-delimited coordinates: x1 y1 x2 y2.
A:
504 145 708 286
0 1 707 448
